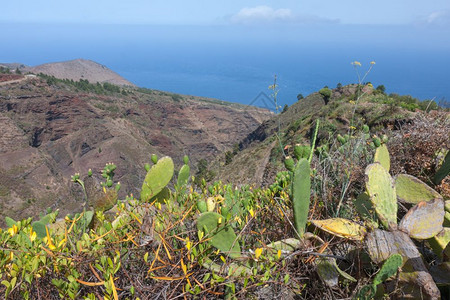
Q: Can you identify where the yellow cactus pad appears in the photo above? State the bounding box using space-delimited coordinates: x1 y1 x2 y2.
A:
374 144 390 172
399 199 444 240
428 228 450 258
395 174 442 204
365 163 398 230
311 218 367 241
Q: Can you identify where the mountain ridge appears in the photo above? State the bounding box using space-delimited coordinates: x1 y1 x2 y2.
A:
1 58 135 86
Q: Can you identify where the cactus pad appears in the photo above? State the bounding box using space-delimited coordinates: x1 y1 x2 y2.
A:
354 192 378 227
311 218 367 241
373 144 390 172
5 217 17 228
197 200 207 213
196 212 241 258
398 198 444 240
428 228 450 258
365 163 398 230
433 150 450 185
140 156 174 202
31 221 47 239
395 174 442 204
292 158 311 238
177 164 190 187
373 254 402 286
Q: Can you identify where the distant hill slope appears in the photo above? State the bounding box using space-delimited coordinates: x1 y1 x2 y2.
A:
1 59 135 86
211 84 450 187
0 76 272 224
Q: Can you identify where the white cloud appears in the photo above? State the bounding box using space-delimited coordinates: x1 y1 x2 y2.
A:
230 5 338 25
427 10 450 24
231 6 293 24
425 10 450 25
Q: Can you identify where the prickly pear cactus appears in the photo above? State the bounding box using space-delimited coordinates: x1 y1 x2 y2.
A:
196 212 241 258
311 218 367 241
428 228 450 258
31 221 47 239
354 193 378 228
395 174 442 204
365 163 398 230
355 254 402 300
373 254 402 286
5 216 17 228
177 164 190 187
293 144 310 160
197 200 207 213
433 150 450 185
292 158 311 238
141 156 174 202
398 199 444 240
373 144 390 172
284 156 295 172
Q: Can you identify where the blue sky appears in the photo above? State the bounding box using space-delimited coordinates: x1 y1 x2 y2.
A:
1 0 449 26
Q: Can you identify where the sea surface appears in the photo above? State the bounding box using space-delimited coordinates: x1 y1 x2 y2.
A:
1 23 449 109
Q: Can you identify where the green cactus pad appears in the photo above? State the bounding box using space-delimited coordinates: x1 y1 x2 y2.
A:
428 228 450 258
177 164 190 187
398 199 444 240
31 221 47 239
284 157 295 172
150 187 171 204
311 218 367 241
433 150 450 185
373 254 402 286
196 212 241 258
365 163 398 230
292 158 311 238
355 285 376 300
354 192 378 227
140 156 174 202
197 200 207 213
5 216 17 228
445 200 450 212
395 174 442 204
373 144 390 172
293 145 311 160
444 211 450 227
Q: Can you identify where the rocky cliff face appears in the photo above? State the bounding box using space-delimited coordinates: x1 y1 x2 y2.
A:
0 76 272 223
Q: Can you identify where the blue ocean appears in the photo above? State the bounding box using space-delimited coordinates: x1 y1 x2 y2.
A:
1 23 449 108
